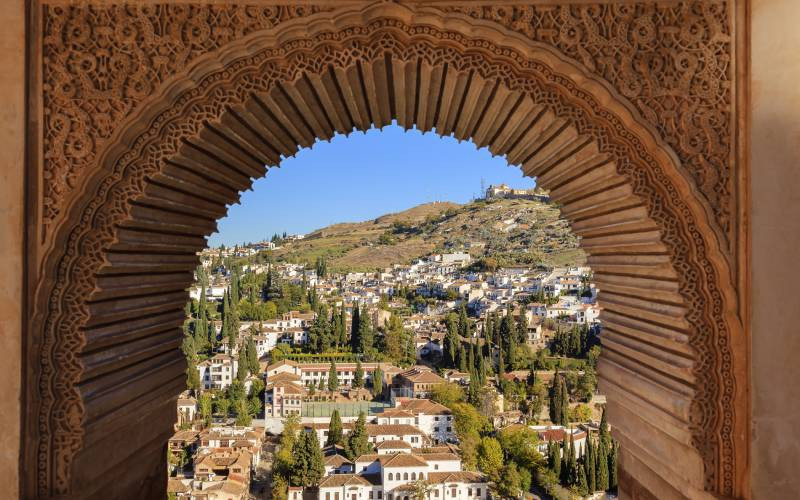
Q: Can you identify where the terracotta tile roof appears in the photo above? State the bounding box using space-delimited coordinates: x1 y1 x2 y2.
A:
416 452 459 462
537 428 587 442
375 440 412 449
399 368 446 384
380 453 428 468
267 372 302 383
266 359 299 371
354 453 381 464
365 424 424 436
377 409 416 419
318 474 372 487
169 430 199 442
398 399 451 415
167 479 191 493
427 471 488 483
324 454 353 467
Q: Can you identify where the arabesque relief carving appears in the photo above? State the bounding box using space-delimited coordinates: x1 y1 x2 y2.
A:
31 2 744 499
41 2 736 251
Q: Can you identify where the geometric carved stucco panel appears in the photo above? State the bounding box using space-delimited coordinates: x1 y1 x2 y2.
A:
41 2 736 253
30 2 746 499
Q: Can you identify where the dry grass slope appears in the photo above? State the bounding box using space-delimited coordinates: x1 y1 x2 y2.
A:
273 199 584 272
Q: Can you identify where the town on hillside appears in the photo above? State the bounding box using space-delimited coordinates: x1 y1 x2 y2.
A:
168 187 618 500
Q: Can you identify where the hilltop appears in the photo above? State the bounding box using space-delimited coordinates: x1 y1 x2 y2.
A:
270 198 585 272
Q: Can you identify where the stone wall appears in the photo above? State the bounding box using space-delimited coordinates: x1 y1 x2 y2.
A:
750 0 800 497
0 1 24 497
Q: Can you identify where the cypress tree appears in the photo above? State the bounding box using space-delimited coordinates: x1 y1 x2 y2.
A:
247 336 259 375
458 344 468 373
338 307 347 347
567 433 578 485
327 409 343 447
515 307 528 344
608 440 619 490
350 304 361 352
458 304 469 338
357 304 373 353
352 359 364 389
549 370 561 424
596 440 609 491
328 360 339 392
500 309 513 350
291 430 324 487
506 322 517 370
371 366 383 399
444 314 459 368
600 406 611 447
585 436 596 492
468 341 476 373
577 461 589 496
468 370 479 405
497 347 506 382
560 439 569 484
560 375 569 426
483 314 493 358
345 412 371 460
551 441 561 478
236 356 248 382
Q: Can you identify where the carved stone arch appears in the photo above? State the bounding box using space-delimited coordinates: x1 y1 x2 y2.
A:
26 3 746 499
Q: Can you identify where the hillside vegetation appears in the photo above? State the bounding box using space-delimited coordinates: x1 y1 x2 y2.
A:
272 198 585 272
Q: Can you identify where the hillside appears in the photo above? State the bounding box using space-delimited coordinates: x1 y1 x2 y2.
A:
272 198 585 272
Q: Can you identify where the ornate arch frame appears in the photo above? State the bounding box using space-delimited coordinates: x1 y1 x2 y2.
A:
23 2 749 499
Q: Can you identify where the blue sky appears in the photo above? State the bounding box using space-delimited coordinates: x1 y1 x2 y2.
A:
209 124 535 247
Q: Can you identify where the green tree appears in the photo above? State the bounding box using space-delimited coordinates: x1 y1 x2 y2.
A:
199 393 212 426
596 440 609 491
291 430 325 487
248 395 262 418
371 366 383 399
234 398 251 426
345 412 372 459
185 359 200 392
315 256 327 278
444 313 460 368
327 360 339 392
599 406 611 448
549 371 568 426
585 436 596 492
356 304 373 353
350 304 361 352
327 409 343 447
430 382 465 408
576 461 589 496
498 462 523 498
548 440 561 479
352 359 364 389
497 425 540 469
608 440 619 491
477 436 504 480
515 307 529 344
215 396 230 418
246 336 260 375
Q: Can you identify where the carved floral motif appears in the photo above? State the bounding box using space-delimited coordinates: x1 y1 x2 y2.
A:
34 2 739 498
42 2 735 250
445 3 734 245
42 4 333 238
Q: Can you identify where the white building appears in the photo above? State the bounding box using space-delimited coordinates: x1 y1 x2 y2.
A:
197 354 238 390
